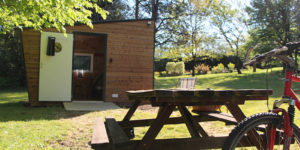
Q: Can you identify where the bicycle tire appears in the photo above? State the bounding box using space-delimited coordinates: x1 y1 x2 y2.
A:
222 112 300 150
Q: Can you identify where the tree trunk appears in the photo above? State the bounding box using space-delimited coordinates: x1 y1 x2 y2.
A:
152 0 159 20
135 0 139 19
253 63 256 72
295 48 298 72
236 50 242 74
237 65 242 74
151 0 158 46
192 55 195 76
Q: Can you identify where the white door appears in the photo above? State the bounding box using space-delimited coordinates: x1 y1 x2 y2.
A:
39 32 73 101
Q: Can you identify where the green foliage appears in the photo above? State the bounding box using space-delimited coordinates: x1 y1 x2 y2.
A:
159 71 167 77
242 0 300 61
161 47 183 60
0 77 9 89
184 55 240 71
228 63 235 72
174 62 185 75
154 0 247 75
209 0 246 74
0 30 26 89
246 0 300 47
91 0 131 22
212 63 225 74
154 58 176 72
165 62 176 75
154 55 240 73
194 64 210 74
165 62 185 76
0 0 111 34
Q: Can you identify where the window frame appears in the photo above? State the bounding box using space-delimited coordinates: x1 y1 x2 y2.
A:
73 53 94 72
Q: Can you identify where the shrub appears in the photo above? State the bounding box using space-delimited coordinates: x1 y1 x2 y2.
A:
165 62 176 75
174 62 185 75
0 76 9 89
160 71 167 76
0 30 26 89
212 63 225 73
185 70 191 74
154 58 175 72
195 64 210 74
165 62 185 76
228 63 235 72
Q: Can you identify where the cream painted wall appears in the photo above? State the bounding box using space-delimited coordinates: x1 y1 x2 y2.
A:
39 32 73 101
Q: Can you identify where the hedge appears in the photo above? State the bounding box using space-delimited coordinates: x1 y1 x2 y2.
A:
154 55 242 72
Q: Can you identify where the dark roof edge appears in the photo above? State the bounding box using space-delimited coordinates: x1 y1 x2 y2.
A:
91 18 154 24
23 18 154 30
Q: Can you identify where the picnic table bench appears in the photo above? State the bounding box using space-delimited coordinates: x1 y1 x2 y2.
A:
91 89 273 150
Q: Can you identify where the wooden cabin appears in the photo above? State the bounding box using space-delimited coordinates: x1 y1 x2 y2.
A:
22 19 154 106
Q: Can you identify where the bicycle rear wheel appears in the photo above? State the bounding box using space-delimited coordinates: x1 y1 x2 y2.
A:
222 113 300 150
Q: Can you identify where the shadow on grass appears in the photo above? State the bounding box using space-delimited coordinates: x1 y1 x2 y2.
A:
155 70 295 99
199 70 290 98
0 89 90 122
154 78 178 89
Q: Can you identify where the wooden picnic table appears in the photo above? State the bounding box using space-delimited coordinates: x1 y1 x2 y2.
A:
91 89 273 150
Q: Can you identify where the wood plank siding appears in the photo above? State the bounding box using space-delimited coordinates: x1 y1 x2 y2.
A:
22 20 154 106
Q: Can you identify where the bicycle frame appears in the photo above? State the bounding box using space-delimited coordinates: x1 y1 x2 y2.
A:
284 69 300 110
268 68 300 150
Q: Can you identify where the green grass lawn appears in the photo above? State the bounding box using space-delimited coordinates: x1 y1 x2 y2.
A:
1 68 300 149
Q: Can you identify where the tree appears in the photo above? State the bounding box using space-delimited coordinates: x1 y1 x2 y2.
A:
246 0 300 48
0 30 26 88
136 0 140 19
181 35 217 76
0 0 110 34
151 0 222 76
210 0 247 74
245 0 300 73
175 0 216 76
137 0 187 47
91 0 132 21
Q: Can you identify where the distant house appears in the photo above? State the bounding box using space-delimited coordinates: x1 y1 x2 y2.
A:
22 19 154 106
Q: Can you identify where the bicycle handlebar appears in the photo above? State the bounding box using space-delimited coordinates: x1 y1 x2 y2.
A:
244 41 300 67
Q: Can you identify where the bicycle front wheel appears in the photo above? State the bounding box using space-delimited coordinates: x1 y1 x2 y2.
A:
222 113 300 150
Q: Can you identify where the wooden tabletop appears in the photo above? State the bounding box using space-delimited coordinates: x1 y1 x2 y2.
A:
126 89 273 105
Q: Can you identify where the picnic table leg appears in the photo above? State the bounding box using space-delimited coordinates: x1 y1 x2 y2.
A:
226 102 264 149
225 103 246 122
178 105 208 138
136 104 175 150
122 100 141 122
121 100 141 139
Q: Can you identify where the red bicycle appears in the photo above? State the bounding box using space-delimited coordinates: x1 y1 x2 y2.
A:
223 41 300 150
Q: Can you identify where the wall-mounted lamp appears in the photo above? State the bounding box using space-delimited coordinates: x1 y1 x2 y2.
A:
147 21 152 25
47 37 56 56
109 58 113 63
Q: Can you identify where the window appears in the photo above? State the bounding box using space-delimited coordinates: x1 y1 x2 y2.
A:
73 53 94 72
